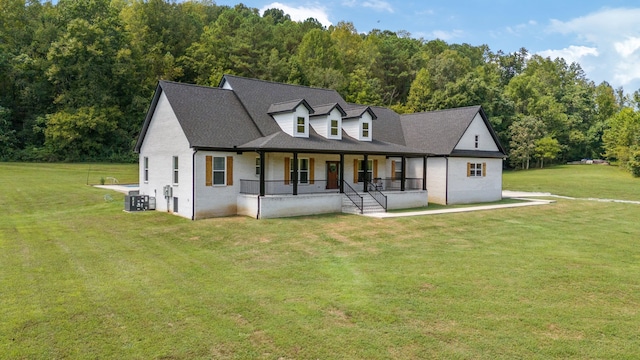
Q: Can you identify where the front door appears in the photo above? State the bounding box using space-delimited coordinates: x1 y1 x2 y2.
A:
326 161 340 189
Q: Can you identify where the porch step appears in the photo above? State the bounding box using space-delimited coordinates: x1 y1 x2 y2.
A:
342 193 385 214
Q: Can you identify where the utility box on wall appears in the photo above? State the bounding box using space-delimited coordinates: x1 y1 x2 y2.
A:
125 195 149 212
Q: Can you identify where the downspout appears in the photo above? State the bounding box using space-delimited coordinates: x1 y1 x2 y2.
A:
191 150 197 220
257 195 260 219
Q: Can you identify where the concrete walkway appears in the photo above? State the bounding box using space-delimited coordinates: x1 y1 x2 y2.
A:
502 190 640 205
365 192 555 218
94 184 139 194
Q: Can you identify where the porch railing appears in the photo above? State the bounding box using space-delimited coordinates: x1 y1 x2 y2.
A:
342 181 363 214
240 179 339 195
367 181 387 211
376 177 423 191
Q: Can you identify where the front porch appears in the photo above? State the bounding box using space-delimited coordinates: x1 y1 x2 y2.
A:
238 179 428 219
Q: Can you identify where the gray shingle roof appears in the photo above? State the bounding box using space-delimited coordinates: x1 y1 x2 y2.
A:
310 103 346 117
267 99 314 115
238 128 423 155
400 106 505 156
136 81 264 151
368 106 406 146
343 106 377 120
137 76 504 159
221 75 348 136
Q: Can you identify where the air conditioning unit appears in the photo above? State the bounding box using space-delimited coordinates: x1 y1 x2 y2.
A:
124 195 149 212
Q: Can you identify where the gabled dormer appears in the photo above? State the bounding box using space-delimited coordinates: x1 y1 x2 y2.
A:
342 106 377 142
268 99 314 138
309 103 347 140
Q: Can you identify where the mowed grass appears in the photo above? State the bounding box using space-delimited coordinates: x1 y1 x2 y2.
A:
504 164 640 200
1 163 640 359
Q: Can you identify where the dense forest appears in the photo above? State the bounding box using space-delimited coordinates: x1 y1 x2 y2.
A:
2 0 640 173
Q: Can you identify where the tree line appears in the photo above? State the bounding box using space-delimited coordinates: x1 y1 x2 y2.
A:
2 0 640 174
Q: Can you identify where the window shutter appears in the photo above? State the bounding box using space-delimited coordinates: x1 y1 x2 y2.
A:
284 157 290 185
206 156 213 186
226 156 233 185
353 159 359 183
373 159 378 179
466 162 471 177
482 162 487 177
391 161 396 181
309 158 315 184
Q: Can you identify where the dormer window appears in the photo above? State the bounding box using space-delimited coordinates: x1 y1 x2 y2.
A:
342 106 375 142
268 99 313 138
296 116 306 134
362 122 370 138
330 119 339 136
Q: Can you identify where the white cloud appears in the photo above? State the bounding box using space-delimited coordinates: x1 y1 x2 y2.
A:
614 37 640 58
545 7 640 90
429 29 464 41
538 45 599 63
260 2 332 28
343 0 394 13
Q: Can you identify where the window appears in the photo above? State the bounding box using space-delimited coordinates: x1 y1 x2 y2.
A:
358 159 373 182
255 157 261 176
475 135 479 149
330 119 339 136
143 157 149 182
296 116 306 134
394 160 402 180
468 162 486 177
206 155 233 186
290 158 309 184
172 156 179 184
213 157 226 185
362 122 369 138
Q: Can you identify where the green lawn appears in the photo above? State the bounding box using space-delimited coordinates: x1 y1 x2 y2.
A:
503 164 640 201
1 163 640 359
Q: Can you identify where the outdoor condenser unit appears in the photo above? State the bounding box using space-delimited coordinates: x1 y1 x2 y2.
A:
124 195 149 212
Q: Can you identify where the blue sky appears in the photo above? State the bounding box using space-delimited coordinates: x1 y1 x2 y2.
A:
214 0 640 93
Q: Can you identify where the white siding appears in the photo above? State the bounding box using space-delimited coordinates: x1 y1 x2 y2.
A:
272 104 310 137
310 108 342 140
194 151 258 219
342 112 373 141
455 113 499 151
138 92 194 219
387 191 428 210
447 157 503 204
258 194 343 218
426 157 448 205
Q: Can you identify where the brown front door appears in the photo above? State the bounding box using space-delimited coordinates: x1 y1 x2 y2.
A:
326 161 340 189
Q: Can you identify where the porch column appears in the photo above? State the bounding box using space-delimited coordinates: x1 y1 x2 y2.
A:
423 156 427 191
401 156 406 191
259 151 265 196
258 151 266 196
339 153 344 193
292 152 298 196
363 154 368 192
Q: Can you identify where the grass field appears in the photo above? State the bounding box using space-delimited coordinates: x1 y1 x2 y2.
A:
1 163 640 359
503 164 640 201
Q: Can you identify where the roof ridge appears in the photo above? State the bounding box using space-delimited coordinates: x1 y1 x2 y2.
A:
400 105 481 117
269 98 306 106
223 74 341 94
160 80 230 92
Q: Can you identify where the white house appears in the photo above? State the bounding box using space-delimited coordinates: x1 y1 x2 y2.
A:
134 75 506 219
